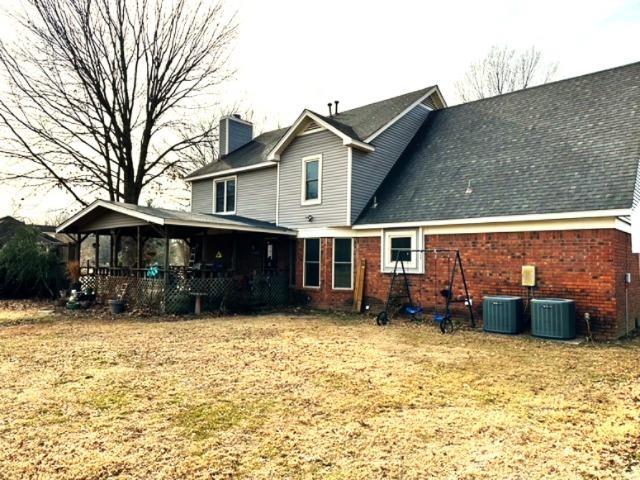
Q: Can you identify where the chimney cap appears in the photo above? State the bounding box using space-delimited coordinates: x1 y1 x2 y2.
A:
221 114 253 126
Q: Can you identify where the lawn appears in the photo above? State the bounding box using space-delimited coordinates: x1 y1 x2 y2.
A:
0 307 638 479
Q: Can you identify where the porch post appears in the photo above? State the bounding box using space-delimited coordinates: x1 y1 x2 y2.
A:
164 227 170 280
110 231 115 267
94 233 100 270
136 226 142 270
231 231 237 274
76 233 82 262
201 230 207 262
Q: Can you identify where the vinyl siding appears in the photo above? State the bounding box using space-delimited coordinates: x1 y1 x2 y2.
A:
77 210 146 232
351 105 430 222
228 119 253 153
278 130 348 228
219 120 227 156
236 167 277 223
191 179 213 214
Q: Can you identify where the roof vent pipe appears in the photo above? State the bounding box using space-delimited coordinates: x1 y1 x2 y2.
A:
334 100 339 114
465 180 473 194
327 102 333 116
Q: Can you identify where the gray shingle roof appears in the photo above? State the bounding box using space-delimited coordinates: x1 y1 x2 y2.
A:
323 86 435 140
356 62 640 225
112 202 295 233
58 201 295 234
185 87 435 180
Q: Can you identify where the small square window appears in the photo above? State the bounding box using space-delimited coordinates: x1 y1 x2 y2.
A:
383 230 422 272
391 237 412 262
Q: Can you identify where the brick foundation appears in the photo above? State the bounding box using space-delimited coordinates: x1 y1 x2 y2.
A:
294 229 640 340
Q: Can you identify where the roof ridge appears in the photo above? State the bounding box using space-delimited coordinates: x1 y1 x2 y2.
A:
447 60 640 110
240 86 435 140
332 86 434 117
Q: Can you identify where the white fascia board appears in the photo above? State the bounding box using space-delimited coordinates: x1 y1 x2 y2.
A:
267 110 374 161
346 147 352 225
352 210 633 230
615 218 632 234
432 85 447 108
296 227 381 238
56 200 165 232
364 87 437 143
184 161 276 182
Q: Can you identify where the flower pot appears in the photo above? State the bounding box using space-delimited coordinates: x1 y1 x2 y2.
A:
108 299 126 315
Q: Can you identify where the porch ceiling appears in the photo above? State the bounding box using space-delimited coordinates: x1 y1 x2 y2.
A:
56 200 296 237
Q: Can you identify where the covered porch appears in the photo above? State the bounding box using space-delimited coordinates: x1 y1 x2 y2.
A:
57 200 297 313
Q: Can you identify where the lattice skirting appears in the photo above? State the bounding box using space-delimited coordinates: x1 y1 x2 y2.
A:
81 275 165 311
80 274 290 314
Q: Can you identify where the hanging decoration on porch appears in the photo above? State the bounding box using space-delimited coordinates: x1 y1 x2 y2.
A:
213 250 225 274
147 263 160 278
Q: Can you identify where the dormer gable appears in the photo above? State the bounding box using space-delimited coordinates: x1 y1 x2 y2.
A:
267 110 374 161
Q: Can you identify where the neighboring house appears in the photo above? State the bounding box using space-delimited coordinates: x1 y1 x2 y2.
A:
58 61 640 339
0 216 76 262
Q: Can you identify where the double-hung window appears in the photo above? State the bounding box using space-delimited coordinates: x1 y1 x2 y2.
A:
333 238 353 290
303 238 321 288
214 176 236 214
301 154 322 205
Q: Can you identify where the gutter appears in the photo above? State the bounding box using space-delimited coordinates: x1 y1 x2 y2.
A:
352 209 633 230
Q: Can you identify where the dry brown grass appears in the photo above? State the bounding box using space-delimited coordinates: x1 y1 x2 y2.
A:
0 306 638 479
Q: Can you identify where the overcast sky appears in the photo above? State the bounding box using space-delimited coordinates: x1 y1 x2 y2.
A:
0 0 639 222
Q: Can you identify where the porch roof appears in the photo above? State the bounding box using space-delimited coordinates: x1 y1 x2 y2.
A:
56 200 296 236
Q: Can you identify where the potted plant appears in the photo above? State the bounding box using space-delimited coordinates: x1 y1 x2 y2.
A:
108 285 127 315
108 297 126 314
66 260 81 292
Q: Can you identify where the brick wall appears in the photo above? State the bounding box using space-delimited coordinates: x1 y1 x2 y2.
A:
295 229 640 340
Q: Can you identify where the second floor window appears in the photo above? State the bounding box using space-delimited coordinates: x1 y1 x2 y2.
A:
214 177 236 214
301 154 322 205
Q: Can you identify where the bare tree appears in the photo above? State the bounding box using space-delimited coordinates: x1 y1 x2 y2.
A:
0 0 236 206
456 46 557 102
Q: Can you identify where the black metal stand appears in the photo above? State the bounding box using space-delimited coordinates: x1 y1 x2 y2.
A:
442 250 475 328
376 248 475 329
376 256 415 325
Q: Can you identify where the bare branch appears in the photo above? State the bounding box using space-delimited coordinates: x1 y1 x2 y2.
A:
0 0 236 206
455 45 557 103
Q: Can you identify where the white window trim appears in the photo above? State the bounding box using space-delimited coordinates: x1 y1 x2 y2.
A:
332 238 354 290
381 228 424 274
213 175 237 215
301 154 322 206
303 238 321 289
